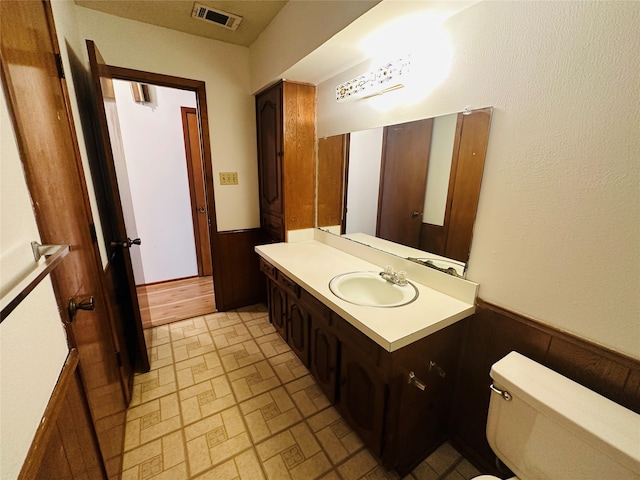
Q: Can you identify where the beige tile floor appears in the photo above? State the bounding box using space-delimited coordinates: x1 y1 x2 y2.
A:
123 304 482 480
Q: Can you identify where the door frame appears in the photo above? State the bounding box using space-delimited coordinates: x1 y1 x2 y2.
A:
106 65 224 309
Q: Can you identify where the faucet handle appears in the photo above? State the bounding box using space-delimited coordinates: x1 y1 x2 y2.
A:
397 271 407 285
384 265 393 275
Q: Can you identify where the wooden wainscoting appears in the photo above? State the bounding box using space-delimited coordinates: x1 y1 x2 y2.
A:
137 276 215 329
20 350 107 479
213 229 265 311
450 299 640 476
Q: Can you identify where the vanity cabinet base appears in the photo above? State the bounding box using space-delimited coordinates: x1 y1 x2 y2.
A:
260 259 464 474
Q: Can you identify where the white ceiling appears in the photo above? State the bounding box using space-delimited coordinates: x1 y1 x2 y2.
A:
74 0 479 86
74 0 288 47
283 0 479 85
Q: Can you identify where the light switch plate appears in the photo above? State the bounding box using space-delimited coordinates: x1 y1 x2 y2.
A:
220 172 238 185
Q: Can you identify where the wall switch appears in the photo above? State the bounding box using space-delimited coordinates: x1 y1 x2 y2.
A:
220 172 238 185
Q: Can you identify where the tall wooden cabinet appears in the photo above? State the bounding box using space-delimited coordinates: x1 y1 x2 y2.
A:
256 80 316 243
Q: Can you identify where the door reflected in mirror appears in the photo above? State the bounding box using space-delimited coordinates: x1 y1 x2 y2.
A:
317 107 492 275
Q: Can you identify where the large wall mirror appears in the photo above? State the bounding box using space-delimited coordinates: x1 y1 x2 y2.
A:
317 107 492 278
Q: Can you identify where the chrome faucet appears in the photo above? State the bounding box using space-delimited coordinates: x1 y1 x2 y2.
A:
379 266 408 286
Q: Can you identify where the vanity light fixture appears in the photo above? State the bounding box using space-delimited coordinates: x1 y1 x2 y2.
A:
336 56 411 102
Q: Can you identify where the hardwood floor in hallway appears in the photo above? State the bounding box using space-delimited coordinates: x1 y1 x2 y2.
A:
137 276 216 329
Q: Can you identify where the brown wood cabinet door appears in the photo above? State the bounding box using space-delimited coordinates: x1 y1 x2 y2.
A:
390 322 464 473
309 315 338 402
338 344 387 456
377 118 433 247
0 3 128 476
256 83 283 216
287 299 310 366
268 279 287 340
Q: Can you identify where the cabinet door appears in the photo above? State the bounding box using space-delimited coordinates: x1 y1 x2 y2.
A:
256 83 283 216
309 315 338 402
393 323 464 472
338 344 387 456
268 279 287 340
287 298 309 366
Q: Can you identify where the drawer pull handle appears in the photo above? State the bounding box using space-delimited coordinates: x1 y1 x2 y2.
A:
408 371 426 391
429 360 446 378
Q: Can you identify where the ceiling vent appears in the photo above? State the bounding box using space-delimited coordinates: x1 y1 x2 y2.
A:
191 3 242 31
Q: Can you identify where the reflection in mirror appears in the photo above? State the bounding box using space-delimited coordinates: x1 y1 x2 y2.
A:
317 107 492 276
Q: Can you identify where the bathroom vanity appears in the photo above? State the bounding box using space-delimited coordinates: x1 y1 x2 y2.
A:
255 232 478 474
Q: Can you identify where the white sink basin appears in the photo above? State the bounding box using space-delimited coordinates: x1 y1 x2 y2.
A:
329 271 419 307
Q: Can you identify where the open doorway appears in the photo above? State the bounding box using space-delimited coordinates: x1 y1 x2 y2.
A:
110 75 217 328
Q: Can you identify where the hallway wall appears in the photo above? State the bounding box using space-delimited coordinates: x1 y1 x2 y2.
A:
113 80 198 285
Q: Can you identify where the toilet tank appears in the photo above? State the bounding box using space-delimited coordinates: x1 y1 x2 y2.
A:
487 352 640 480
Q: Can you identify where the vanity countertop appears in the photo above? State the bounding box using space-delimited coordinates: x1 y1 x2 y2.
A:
256 240 475 352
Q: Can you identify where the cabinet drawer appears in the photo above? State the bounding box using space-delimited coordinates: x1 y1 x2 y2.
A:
334 312 386 369
278 271 300 298
261 212 284 243
259 257 276 280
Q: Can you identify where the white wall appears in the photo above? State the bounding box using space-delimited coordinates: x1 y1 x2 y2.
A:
316 1 640 358
344 128 383 235
1 86 69 480
67 5 259 233
423 113 456 226
249 0 380 92
113 80 198 284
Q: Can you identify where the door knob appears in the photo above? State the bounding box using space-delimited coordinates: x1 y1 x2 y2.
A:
68 296 95 319
110 237 141 248
198 206 206 213
412 211 423 218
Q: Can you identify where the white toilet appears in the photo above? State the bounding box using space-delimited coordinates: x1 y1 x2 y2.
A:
472 351 640 480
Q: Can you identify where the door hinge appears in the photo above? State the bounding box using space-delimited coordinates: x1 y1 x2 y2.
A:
89 223 98 243
116 351 123 367
54 53 65 79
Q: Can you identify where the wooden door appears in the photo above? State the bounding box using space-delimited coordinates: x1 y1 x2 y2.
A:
0 2 127 476
86 40 149 372
182 106 213 276
377 118 434 247
444 109 492 261
317 134 348 230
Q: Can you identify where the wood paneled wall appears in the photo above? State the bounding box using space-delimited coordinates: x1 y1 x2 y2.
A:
20 350 107 479
451 299 640 475
213 229 265 311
